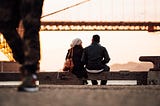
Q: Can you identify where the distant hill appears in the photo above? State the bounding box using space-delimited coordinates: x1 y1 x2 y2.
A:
110 61 153 71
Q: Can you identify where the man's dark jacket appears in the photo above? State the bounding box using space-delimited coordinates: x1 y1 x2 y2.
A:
81 42 110 70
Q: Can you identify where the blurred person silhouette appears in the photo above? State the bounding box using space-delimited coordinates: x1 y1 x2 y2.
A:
81 34 110 85
0 0 44 92
64 38 88 84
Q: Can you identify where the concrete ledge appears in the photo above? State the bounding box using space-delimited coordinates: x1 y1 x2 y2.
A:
139 56 160 71
0 71 148 85
147 71 160 85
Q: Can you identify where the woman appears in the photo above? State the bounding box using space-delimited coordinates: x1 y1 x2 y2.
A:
64 38 88 84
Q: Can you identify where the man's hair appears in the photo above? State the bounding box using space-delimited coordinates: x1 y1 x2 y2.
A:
92 34 100 43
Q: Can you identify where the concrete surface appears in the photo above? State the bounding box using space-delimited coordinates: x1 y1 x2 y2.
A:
0 85 160 106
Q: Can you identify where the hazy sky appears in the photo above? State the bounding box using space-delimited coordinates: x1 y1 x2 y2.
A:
42 0 160 21
0 0 160 71
39 31 160 71
39 0 160 71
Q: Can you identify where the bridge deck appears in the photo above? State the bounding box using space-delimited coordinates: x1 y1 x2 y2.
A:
40 21 160 31
0 85 160 106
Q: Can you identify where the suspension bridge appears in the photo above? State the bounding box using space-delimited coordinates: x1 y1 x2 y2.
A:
0 0 160 61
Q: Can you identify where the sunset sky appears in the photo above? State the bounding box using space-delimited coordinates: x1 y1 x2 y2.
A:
39 31 160 71
42 0 160 21
39 0 160 71
0 0 160 71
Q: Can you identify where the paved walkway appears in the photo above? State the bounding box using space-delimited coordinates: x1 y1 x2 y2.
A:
0 85 160 106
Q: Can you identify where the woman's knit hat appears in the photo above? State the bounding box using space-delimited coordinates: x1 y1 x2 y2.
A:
70 38 82 48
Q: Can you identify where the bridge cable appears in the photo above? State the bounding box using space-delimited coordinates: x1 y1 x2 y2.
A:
41 0 91 18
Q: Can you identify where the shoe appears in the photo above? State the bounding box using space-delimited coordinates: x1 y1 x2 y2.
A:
83 80 88 85
100 80 107 85
91 80 98 85
18 74 39 92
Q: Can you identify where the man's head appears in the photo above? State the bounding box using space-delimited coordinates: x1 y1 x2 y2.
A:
92 34 100 43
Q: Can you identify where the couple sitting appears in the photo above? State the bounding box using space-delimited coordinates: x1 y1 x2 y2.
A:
64 34 110 85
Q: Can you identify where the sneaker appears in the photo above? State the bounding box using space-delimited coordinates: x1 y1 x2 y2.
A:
83 80 88 85
18 74 39 92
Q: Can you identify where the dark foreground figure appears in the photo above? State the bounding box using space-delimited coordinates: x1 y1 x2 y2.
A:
0 0 44 92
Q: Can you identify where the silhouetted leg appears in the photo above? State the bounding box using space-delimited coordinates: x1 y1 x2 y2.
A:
17 0 44 92
1 29 24 64
100 65 110 85
91 80 98 85
20 0 43 74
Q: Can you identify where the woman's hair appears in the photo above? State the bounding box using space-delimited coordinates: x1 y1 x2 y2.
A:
70 38 82 48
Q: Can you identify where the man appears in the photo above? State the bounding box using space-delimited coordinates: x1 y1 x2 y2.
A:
0 0 44 92
81 34 110 85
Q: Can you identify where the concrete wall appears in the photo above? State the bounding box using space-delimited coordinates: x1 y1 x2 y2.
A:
0 61 20 72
